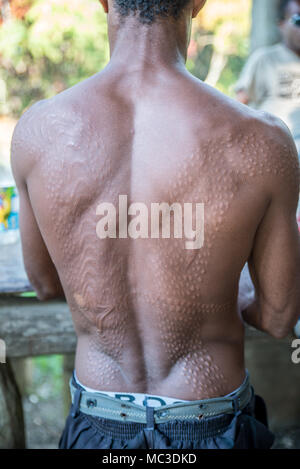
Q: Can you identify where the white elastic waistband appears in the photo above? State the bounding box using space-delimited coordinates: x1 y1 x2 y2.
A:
74 370 247 408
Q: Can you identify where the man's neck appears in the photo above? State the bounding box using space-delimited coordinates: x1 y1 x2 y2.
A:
106 16 190 72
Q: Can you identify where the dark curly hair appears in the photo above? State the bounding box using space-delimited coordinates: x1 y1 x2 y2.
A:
113 0 192 24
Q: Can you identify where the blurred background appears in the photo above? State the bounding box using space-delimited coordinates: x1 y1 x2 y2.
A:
0 0 299 449
0 0 282 168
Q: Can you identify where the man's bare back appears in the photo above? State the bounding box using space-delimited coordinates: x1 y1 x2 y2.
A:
11 7 300 403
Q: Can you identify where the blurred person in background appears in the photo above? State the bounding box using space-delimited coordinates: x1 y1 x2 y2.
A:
235 0 300 158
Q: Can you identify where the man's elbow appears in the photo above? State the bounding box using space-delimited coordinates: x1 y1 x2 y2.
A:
267 326 291 340
262 312 297 339
29 276 65 301
36 286 64 301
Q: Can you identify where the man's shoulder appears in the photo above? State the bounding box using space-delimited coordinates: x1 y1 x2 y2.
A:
13 71 98 135
11 99 49 180
231 109 299 185
251 109 298 157
11 92 80 183
13 98 48 139
12 86 87 156
196 85 299 182
196 83 275 141
12 96 60 150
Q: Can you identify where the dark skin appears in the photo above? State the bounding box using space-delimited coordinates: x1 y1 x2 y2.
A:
11 0 300 398
236 0 300 105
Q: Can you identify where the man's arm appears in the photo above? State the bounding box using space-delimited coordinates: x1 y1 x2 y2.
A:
242 122 300 339
235 90 250 105
11 107 65 301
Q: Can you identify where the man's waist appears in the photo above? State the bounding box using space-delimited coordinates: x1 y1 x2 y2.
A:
69 370 252 424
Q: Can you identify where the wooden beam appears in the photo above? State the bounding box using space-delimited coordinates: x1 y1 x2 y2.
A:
0 297 76 358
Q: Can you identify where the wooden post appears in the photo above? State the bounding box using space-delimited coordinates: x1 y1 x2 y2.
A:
11 358 33 396
0 359 25 449
251 0 281 52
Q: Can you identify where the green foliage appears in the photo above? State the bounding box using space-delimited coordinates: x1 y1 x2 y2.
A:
189 0 251 94
218 53 250 96
0 0 252 117
30 355 63 397
20 291 36 297
186 28 214 81
0 0 109 116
